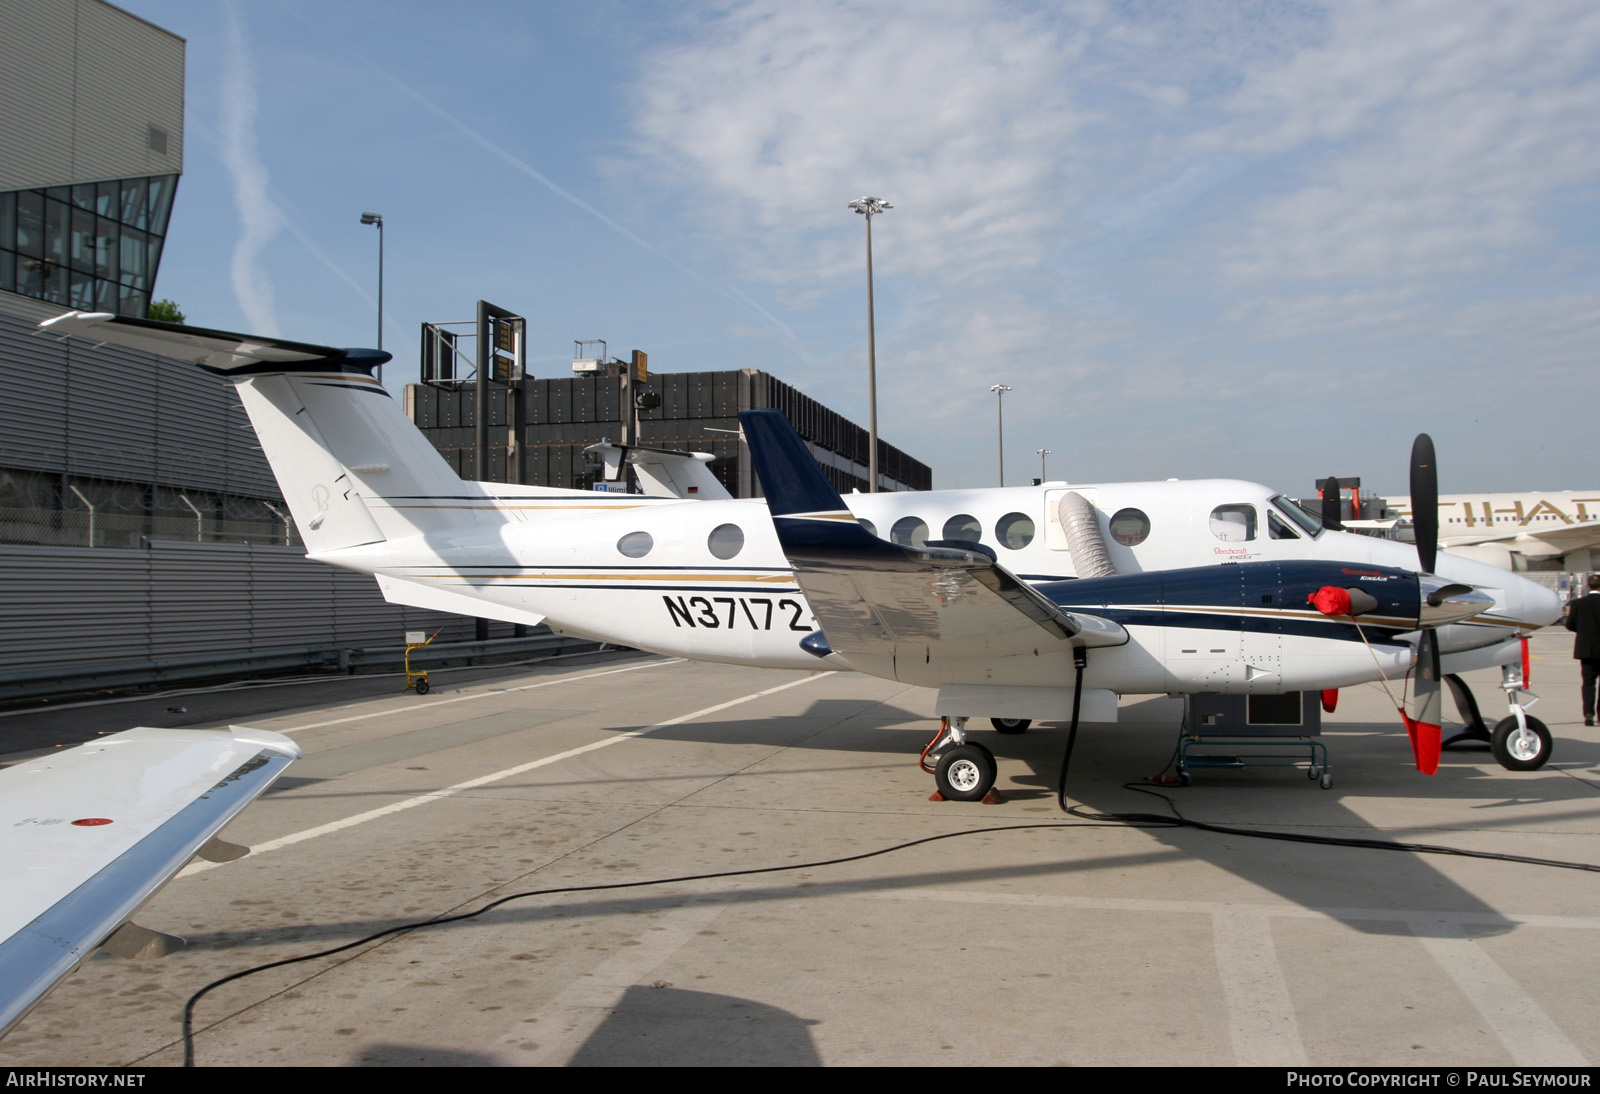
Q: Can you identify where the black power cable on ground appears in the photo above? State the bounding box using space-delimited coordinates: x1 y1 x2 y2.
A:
178 798 1600 1066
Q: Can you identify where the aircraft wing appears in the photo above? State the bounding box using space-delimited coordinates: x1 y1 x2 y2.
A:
1443 524 1600 556
739 410 1127 662
0 726 300 1037
37 310 388 372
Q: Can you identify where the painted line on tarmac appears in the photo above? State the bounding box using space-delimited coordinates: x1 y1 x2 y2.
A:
1411 919 1589 1065
272 658 685 734
181 670 832 876
1212 908 1308 1066
496 900 727 1064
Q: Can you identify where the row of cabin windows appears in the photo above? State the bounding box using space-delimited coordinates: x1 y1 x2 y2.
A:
617 523 746 560
857 512 1038 551
613 501 1314 559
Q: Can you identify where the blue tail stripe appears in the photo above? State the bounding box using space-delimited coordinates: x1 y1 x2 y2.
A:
739 409 851 517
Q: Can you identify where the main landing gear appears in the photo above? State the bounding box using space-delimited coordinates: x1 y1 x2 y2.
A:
1441 662 1552 771
922 717 1001 803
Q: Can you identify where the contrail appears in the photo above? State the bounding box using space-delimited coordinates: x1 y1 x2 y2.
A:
383 74 810 356
219 2 281 335
182 113 377 313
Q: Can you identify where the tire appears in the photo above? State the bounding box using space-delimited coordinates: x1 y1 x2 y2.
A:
415 677 430 695
1490 716 1550 771
935 743 997 802
991 717 1031 734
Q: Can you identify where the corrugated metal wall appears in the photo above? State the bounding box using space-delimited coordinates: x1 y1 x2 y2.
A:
0 311 514 687
0 541 498 672
0 310 274 497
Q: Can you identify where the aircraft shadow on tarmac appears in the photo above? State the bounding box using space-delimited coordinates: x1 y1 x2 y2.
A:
205 693 1600 958
342 989 820 1066
566 986 820 1066
574 693 1599 942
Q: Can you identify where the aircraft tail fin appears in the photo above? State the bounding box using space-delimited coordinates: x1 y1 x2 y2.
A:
40 312 507 554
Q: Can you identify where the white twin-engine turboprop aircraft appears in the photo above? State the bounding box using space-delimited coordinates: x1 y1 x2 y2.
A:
39 312 1562 803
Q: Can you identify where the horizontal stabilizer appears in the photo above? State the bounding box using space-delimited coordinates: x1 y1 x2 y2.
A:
39 311 389 375
585 442 733 500
376 575 548 628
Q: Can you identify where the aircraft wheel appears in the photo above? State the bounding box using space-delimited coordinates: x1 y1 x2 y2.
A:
415 677 430 696
991 717 1031 734
1490 716 1550 771
935 743 997 802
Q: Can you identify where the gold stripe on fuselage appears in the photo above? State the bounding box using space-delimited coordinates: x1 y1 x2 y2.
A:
443 571 796 584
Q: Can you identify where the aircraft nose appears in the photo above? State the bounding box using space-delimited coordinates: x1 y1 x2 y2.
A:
1525 580 1563 628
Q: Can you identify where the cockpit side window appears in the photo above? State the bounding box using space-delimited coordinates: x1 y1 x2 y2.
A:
1271 495 1324 537
1267 511 1300 540
1209 504 1257 542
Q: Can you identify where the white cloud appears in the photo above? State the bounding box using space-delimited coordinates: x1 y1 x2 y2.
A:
1199 0 1600 284
624 0 1600 486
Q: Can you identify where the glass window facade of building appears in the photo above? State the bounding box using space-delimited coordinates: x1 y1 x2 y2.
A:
0 173 178 317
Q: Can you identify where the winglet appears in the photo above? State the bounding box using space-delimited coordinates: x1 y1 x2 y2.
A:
739 409 851 517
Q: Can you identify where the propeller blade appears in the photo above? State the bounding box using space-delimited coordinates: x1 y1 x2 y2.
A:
1321 476 1344 530
1410 434 1438 574
1403 629 1443 775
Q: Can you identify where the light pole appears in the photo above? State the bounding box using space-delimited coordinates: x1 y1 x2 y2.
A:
360 211 383 383
990 384 1012 486
848 196 891 492
1036 448 1051 482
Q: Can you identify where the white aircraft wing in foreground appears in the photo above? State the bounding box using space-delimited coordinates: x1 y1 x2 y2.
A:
0 726 300 1037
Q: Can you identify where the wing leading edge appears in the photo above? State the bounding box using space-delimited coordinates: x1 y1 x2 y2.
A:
739 409 1127 663
0 726 300 1037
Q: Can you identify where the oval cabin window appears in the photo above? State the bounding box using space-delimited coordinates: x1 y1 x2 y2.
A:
617 531 654 558
890 516 929 547
1109 508 1151 546
707 523 745 560
942 514 982 543
996 512 1035 549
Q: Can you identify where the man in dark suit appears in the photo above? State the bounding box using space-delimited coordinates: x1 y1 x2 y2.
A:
1565 574 1600 726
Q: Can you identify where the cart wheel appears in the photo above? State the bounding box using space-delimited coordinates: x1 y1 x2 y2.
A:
1320 772 1332 789
415 677 430 695
1308 765 1322 780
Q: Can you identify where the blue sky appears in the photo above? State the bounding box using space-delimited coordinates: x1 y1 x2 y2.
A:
122 0 1600 494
